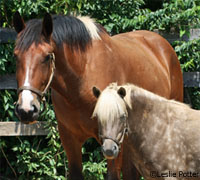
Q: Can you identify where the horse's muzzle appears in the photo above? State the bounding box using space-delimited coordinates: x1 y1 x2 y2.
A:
15 102 39 124
102 139 119 159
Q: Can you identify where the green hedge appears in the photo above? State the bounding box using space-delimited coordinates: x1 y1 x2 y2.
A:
0 0 200 179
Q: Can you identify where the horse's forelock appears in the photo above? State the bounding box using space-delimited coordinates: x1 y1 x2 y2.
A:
15 19 43 51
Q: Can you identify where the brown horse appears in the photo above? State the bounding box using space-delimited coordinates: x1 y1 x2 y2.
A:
13 11 183 180
92 83 200 180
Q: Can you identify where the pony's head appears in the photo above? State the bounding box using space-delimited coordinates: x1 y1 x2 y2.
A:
13 12 55 123
92 84 128 159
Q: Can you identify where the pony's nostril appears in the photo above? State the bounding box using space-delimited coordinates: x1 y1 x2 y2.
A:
113 145 117 151
104 149 114 157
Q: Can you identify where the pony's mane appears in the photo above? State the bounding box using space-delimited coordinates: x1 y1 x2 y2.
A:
92 83 128 126
122 83 166 108
118 83 190 110
93 83 190 125
15 15 107 52
122 84 190 109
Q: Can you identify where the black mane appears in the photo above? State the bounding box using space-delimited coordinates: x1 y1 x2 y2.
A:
15 15 104 52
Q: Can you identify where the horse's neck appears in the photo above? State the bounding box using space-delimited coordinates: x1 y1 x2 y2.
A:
51 35 113 106
51 46 85 104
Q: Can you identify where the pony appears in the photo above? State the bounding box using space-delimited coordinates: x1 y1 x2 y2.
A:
13 11 183 180
92 83 200 180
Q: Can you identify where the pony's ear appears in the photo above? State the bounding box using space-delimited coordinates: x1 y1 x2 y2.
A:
92 86 101 98
42 13 53 40
13 11 25 33
117 87 126 98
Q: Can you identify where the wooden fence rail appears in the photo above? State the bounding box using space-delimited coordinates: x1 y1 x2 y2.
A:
0 72 199 136
1 72 200 90
0 28 200 136
0 122 48 136
0 28 200 44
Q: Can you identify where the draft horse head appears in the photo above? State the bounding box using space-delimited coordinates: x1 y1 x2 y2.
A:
13 12 55 123
92 86 128 159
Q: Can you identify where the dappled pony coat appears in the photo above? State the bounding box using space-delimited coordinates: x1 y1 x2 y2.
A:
93 83 200 180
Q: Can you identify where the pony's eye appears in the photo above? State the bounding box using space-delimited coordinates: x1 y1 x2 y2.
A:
120 114 127 121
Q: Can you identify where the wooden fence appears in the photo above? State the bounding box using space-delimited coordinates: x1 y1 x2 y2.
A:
0 28 200 136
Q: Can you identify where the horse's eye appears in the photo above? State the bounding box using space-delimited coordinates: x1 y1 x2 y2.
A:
43 54 51 63
43 53 54 63
14 54 20 65
13 54 18 60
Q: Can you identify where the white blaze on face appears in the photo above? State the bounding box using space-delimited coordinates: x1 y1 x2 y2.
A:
20 69 34 112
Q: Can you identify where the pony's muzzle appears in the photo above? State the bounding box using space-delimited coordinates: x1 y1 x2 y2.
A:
102 139 119 159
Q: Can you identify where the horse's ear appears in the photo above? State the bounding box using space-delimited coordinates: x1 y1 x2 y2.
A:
117 87 126 98
92 86 101 98
13 11 25 33
42 13 53 40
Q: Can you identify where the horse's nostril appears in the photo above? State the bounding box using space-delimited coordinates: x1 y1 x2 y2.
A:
15 104 20 114
15 103 39 121
32 104 38 113
15 104 23 117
